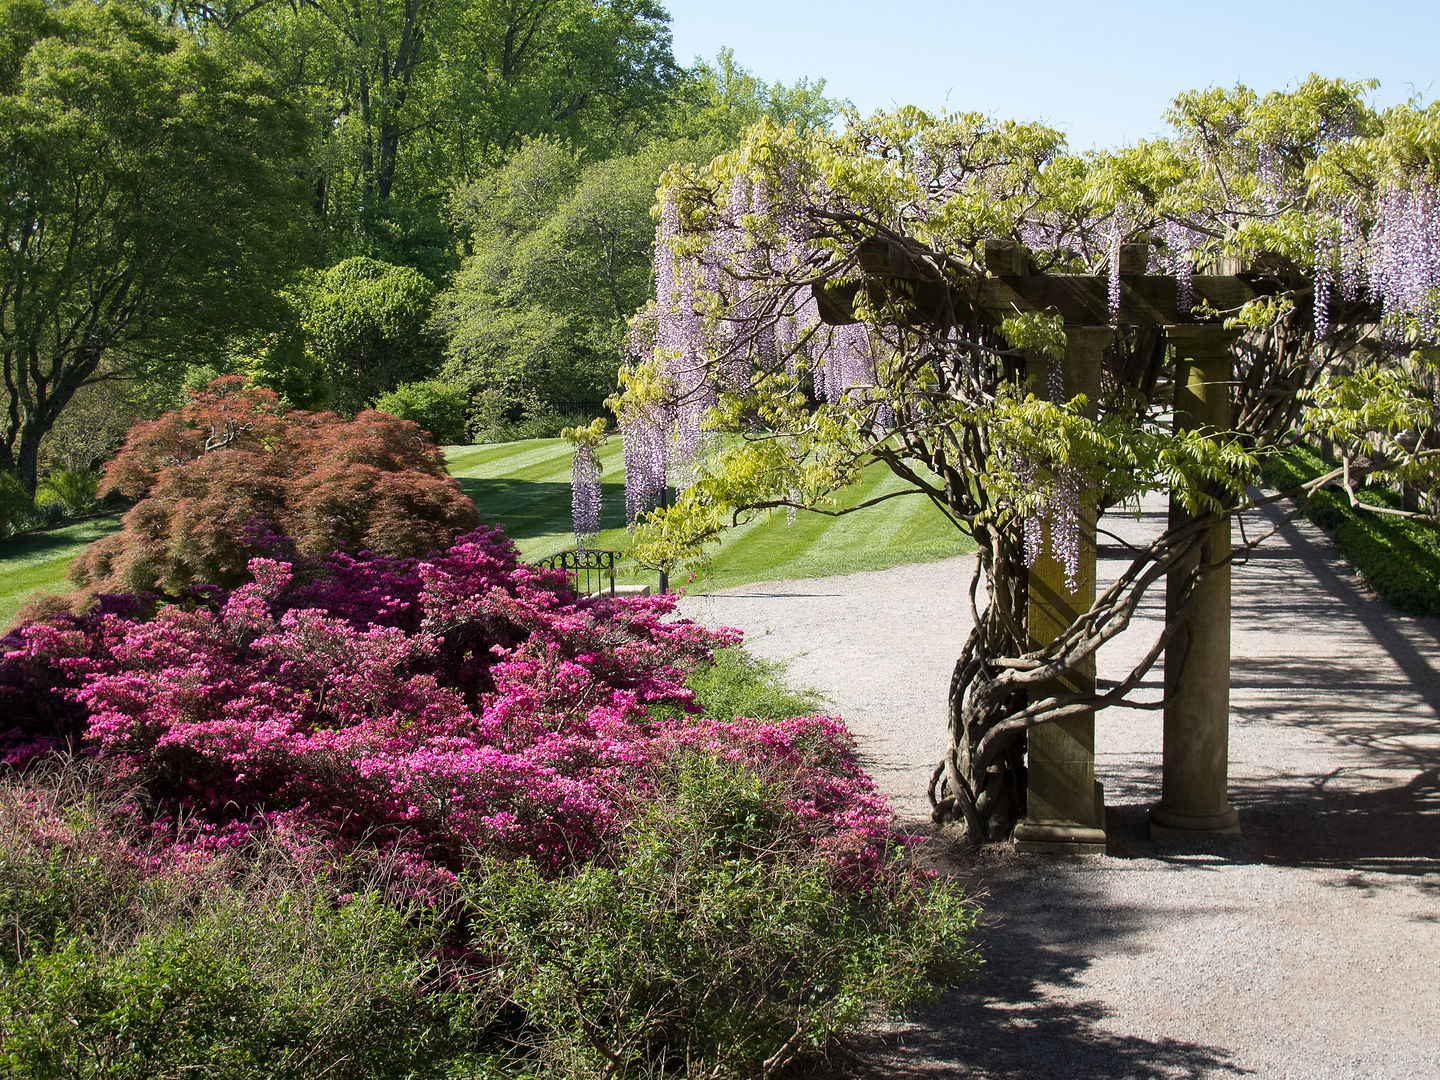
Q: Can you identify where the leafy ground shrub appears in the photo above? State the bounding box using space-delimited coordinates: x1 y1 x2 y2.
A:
0 749 977 1080
372 379 469 444
36 468 100 517
0 763 489 1080
1263 445 1440 616
677 645 824 721
67 377 477 598
465 754 979 1079
0 472 32 536
1 892 469 1080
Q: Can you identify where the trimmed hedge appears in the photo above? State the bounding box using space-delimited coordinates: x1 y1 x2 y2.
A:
1263 446 1440 616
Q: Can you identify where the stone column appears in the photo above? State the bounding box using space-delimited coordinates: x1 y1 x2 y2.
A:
1014 327 1111 855
1150 325 1242 838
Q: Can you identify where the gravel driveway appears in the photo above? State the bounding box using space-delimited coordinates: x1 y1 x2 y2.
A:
677 497 1440 1079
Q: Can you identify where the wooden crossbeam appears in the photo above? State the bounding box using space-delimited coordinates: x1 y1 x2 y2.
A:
815 237 1283 329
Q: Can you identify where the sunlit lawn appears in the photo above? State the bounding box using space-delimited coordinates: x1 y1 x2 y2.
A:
446 438 974 592
0 439 974 626
0 514 124 628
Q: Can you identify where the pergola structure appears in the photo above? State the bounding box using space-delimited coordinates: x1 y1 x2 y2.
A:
815 238 1280 852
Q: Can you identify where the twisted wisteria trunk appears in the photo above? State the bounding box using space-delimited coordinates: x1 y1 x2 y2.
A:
931 524 1029 841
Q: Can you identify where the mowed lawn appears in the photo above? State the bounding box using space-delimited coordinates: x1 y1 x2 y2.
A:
0 514 125 629
447 438 974 591
0 439 973 626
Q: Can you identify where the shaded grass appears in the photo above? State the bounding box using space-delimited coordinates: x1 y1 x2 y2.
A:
0 438 974 625
0 514 124 629
1263 445 1440 616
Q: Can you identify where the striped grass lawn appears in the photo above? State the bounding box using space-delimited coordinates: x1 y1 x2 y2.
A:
0 439 973 626
446 438 974 592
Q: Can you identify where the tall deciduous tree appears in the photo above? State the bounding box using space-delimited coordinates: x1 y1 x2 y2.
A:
433 56 844 423
200 0 678 251
435 136 712 418
0 0 311 491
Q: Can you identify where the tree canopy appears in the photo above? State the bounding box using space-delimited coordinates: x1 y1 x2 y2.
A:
613 77 1440 841
199 0 682 253
0 0 312 491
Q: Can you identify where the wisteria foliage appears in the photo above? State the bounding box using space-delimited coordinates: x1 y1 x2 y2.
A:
613 79 1440 841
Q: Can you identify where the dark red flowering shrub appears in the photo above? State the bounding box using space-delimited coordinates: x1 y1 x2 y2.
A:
3 526 900 888
69 377 478 598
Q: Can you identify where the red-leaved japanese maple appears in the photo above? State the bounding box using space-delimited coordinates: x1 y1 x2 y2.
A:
70 378 478 598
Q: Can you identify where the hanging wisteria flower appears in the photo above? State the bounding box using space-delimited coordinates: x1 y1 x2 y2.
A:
562 418 607 548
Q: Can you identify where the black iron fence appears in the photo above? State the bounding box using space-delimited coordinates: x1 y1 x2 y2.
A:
536 548 618 597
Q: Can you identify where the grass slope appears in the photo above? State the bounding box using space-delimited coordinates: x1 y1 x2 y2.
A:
0 439 973 625
445 438 973 591
0 515 124 628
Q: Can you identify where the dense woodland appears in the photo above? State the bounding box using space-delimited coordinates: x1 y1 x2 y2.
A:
0 0 840 502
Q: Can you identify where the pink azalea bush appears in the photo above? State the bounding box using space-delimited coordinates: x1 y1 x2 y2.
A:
0 525 901 888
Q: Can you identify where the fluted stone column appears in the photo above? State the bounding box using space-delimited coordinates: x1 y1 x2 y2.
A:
1014 327 1111 854
1150 325 1242 838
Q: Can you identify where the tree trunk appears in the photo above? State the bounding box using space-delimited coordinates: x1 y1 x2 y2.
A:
932 525 1031 842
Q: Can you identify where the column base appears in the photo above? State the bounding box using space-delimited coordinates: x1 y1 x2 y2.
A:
1014 782 1107 854
1148 802 1240 839
1013 822 1107 854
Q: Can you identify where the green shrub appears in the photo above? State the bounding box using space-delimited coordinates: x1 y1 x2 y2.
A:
0 472 33 536
302 257 439 415
0 891 473 1080
677 645 823 721
463 754 980 1079
372 379 469 445
36 469 100 517
2 739 977 1079
1262 445 1440 616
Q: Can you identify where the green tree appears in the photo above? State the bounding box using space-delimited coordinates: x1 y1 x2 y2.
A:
302 257 440 413
665 47 843 143
193 0 679 261
435 137 709 419
0 0 312 492
432 56 845 424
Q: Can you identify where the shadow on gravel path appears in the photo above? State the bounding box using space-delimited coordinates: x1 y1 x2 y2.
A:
823 861 1252 1078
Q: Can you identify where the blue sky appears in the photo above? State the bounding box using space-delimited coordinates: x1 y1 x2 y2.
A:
662 1 1440 150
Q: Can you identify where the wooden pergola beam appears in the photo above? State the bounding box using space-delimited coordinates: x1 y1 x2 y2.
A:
815 237 1284 329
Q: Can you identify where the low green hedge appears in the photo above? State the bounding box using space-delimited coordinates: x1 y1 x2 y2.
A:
1262 445 1440 616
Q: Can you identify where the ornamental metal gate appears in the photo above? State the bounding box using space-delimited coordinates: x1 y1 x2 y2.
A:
536 548 619 597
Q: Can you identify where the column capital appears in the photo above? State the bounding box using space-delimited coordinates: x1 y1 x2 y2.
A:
1063 325 1118 353
1164 324 1240 359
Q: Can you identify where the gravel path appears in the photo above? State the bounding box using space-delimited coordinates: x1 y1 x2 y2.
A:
677 496 1440 1079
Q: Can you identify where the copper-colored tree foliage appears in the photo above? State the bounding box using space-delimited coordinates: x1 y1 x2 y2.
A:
71 378 479 597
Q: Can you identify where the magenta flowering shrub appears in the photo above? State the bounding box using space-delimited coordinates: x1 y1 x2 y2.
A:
660 714 901 876
1 525 903 888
